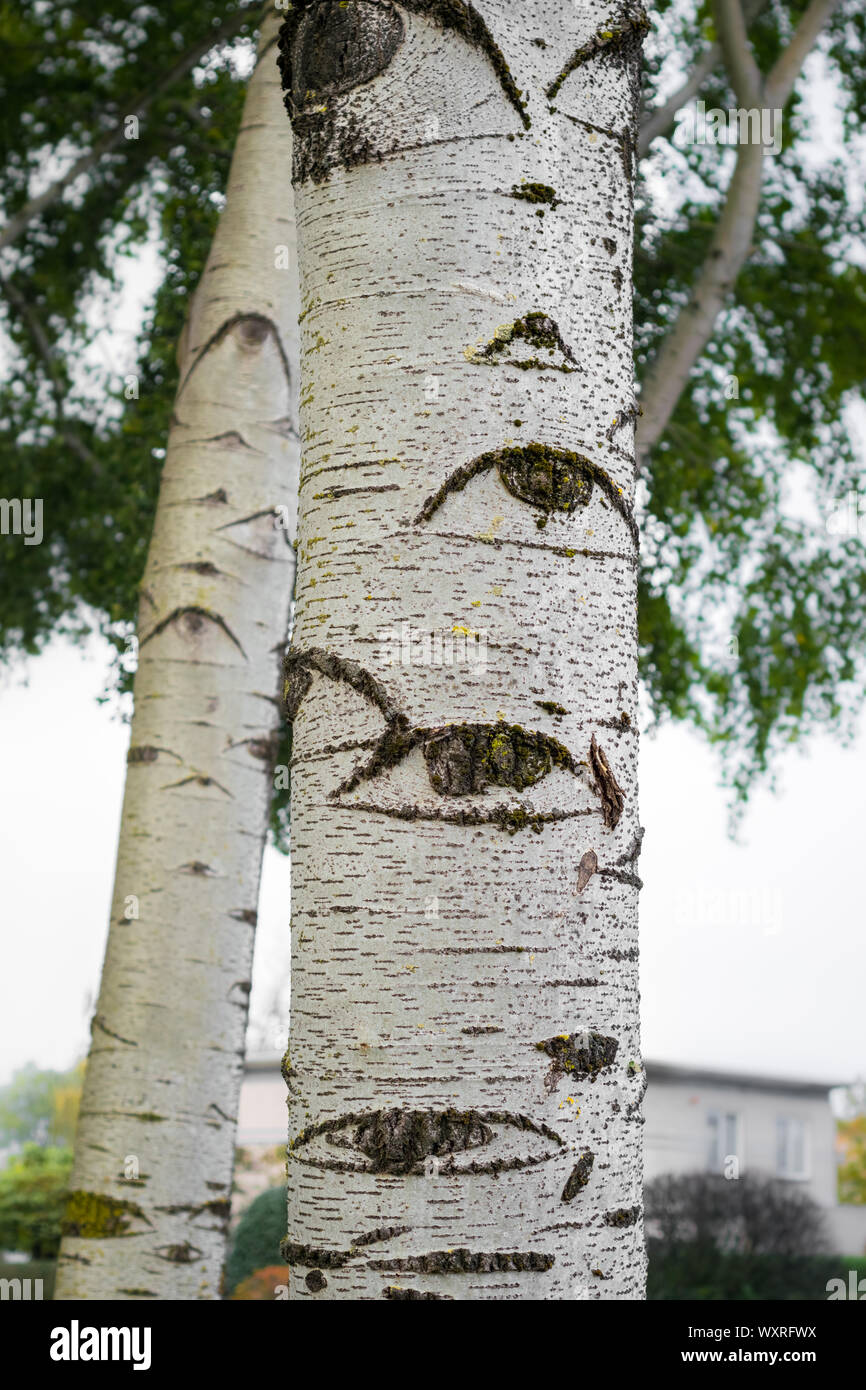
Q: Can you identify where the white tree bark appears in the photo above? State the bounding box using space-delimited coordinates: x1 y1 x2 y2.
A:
55 13 299 1300
280 0 647 1300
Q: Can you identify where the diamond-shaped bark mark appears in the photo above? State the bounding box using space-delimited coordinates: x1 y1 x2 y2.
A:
153 1242 203 1264
228 980 251 1011
536 1031 619 1089
139 607 247 662
562 1151 595 1202
178 312 292 399
589 735 625 829
216 509 293 560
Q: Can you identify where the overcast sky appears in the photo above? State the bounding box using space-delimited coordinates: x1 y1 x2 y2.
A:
1 629 863 1090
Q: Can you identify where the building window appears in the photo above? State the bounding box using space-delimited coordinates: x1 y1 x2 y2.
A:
707 1111 740 1174
776 1117 810 1179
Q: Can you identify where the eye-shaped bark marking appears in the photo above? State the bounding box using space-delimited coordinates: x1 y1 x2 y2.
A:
335 1108 493 1174
465 313 577 372
285 649 602 833
278 0 529 182
537 1031 619 1089
285 1 406 112
561 1151 595 1202
290 1107 567 1176
414 443 639 546
546 2 650 101
588 733 625 829
284 646 404 727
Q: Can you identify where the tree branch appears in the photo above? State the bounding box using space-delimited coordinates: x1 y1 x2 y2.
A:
765 0 845 107
639 45 721 157
0 275 101 470
636 141 765 464
638 0 768 157
713 0 763 106
636 0 842 464
0 4 258 252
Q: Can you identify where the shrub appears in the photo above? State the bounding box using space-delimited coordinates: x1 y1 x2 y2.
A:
0 1144 73 1259
224 1186 286 1296
231 1265 288 1300
646 1169 833 1300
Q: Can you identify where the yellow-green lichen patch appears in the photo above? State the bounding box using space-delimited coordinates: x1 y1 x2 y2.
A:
62 1190 152 1239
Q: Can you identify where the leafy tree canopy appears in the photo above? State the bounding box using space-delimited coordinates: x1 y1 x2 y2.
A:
0 1061 84 1148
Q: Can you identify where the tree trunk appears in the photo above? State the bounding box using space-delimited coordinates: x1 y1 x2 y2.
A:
55 13 299 1301
279 0 647 1301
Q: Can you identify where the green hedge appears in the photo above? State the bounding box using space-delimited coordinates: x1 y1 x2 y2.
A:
648 1245 866 1300
224 1187 287 1296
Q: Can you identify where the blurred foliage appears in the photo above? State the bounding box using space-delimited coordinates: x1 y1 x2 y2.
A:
645 1168 842 1298
639 0 866 809
229 1264 288 1299
223 1184 286 1295
0 1 865 841
0 0 255 686
0 1145 73 1259
649 1247 866 1299
645 1168 829 1256
837 1114 866 1203
0 1061 84 1148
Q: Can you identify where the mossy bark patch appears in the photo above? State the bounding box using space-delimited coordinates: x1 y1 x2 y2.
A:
467 313 576 372
422 722 573 796
511 182 559 206
537 1031 619 1086
604 1204 641 1227
62 1191 151 1240
369 1249 554 1273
